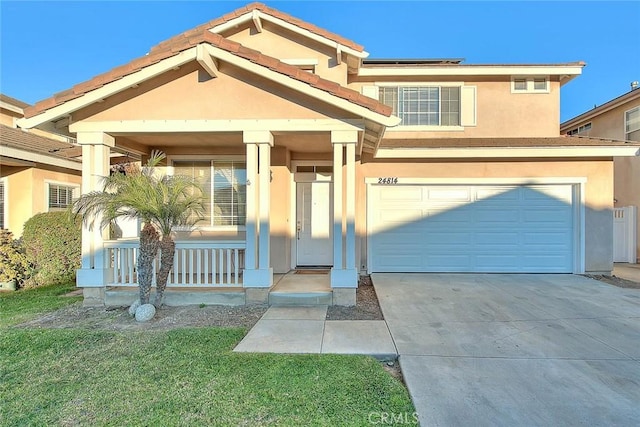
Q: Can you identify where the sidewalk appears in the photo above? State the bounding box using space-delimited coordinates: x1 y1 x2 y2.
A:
233 306 397 360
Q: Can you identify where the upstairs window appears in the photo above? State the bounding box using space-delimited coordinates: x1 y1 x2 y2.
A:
567 122 592 136
511 77 549 93
48 184 78 211
173 160 246 227
625 106 640 141
379 86 461 126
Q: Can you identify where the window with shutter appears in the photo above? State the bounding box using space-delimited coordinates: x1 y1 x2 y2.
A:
379 86 461 126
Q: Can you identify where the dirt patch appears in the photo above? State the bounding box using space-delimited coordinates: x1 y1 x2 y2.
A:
16 303 268 331
326 275 384 321
382 360 405 385
17 275 384 330
584 274 640 289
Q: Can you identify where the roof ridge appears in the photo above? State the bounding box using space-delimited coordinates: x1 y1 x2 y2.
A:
23 29 390 119
150 2 364 54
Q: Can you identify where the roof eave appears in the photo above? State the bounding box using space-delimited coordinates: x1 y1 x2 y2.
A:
375 146 640 159
561 89 640 130
210 10 369 59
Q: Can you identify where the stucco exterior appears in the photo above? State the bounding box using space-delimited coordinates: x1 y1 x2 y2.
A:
561 89 640 261
1 98 82 237
13 3 634 305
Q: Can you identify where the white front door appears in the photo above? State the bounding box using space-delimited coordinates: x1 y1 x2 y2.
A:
297 181 333 266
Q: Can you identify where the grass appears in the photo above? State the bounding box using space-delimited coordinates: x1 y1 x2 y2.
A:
0 282 81 327
0 285 417 426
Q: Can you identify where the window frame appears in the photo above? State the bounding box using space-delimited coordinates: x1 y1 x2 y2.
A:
168 155 247 232
45 181 80 212
511 76 550 94
624 106 640 140
566 122 592 136
377 82 465 132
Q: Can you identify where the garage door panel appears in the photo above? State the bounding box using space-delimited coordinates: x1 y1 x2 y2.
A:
524 231 571 245
369 184 575 273
473 209 520 223
476 232 519 244
380 186 423 201
427 187 471 201
523 209 571 224
424 254 472 270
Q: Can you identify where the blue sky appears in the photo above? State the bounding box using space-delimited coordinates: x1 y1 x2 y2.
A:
1 1 638 122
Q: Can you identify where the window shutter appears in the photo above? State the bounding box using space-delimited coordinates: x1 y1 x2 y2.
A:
361 85 379 100
460 86 477 127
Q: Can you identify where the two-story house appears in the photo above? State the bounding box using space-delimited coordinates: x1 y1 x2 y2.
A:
561 87 640 263
0 94 83 237
16 3 639 306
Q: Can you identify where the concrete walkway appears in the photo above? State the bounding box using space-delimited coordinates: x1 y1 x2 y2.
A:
233 305 397 359
373 273 640 427
614 262 640 283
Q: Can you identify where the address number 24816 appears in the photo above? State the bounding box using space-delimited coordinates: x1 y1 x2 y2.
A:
378 177 398 184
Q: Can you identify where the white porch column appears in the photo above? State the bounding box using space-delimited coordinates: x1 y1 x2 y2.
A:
242 131 274 289
330 130 358 290
76 132 114 294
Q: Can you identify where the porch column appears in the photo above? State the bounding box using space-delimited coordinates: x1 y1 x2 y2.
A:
243 131 274 291
330 130 358 294
76 132 114 304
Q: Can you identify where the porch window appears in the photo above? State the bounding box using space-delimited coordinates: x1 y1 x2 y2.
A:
173 160 246 227
379 86 460 126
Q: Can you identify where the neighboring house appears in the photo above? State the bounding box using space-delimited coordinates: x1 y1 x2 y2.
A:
16 3 639 305
0 94 82 237
561 87 640 262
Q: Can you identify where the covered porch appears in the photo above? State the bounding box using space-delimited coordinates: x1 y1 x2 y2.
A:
74 124 375 306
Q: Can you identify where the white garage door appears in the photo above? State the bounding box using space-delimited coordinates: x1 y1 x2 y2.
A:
368 184 575 273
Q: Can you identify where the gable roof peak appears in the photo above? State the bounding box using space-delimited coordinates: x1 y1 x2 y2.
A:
150 2 365 55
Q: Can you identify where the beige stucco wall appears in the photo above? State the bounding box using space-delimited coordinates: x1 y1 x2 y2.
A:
349 79 560 138
562 96 640 261
356 159 614 273
0 108 20 127
74 62 353 124
227 23 349 85
0 166 81 238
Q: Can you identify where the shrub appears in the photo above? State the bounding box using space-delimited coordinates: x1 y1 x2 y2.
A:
22 212 81 287
0 229 32 286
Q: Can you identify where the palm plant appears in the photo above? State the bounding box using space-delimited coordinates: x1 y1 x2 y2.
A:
73 151 205 307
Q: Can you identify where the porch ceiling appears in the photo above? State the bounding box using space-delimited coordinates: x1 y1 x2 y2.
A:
115 131 336 153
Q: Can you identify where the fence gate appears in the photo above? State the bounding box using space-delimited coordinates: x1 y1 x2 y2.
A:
613 206 637 263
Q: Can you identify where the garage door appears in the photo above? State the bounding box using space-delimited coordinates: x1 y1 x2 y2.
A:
368 184 574 273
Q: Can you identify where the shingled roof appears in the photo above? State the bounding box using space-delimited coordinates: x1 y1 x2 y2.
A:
24 27 389 119
0 124 82 160
150 2 365 54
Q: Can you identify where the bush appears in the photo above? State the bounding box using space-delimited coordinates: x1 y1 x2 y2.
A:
22 212 81 287
0 229 32 286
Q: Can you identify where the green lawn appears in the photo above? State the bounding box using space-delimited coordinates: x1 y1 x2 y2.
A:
0 285 416 426
0 283 81 327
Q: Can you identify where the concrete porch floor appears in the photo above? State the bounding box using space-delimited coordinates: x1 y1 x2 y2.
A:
269 270 332 305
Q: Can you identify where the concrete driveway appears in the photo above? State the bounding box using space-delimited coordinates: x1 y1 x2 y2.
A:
372 274 640 426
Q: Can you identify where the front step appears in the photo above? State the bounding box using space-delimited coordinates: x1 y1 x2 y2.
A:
105 288 245 307
268 290 332 306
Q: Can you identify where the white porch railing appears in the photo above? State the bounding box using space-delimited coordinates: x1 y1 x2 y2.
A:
104 240 245 287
